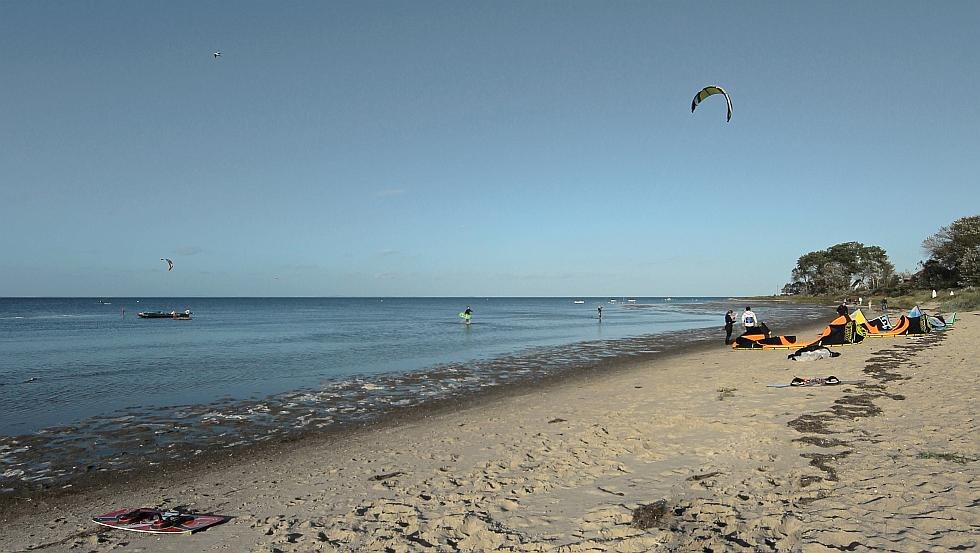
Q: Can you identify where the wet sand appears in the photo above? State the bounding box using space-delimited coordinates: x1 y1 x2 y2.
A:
2 313 976 552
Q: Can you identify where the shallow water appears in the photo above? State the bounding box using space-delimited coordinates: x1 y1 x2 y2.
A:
0 297 830 492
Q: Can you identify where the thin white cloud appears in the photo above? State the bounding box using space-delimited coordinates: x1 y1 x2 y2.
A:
374 188 406 198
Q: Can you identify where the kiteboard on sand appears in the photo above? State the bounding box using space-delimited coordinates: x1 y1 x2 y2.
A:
767 376 865 388
93 508 228 534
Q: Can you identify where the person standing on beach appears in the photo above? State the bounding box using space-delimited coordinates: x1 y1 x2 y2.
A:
724 310 736 344
741 306 759 333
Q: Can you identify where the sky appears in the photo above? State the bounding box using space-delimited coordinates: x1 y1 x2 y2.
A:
2 1 978 297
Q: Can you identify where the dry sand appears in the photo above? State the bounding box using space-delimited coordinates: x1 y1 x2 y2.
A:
2 313 977 552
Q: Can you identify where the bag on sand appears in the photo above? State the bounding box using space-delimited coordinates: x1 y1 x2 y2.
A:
787 341 841 362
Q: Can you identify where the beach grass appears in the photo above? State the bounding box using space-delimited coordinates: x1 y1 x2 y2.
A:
940 289 980 311
757 289 979 312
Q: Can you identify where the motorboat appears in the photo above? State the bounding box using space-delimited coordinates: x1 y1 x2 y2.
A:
138 310 192 320
138 312 171 319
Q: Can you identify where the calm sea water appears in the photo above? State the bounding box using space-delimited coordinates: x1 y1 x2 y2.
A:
0 297 829 491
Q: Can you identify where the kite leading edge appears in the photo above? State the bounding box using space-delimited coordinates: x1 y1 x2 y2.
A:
691 85 732 122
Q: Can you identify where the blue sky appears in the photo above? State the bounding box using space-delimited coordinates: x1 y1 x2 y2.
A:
2 1 978 297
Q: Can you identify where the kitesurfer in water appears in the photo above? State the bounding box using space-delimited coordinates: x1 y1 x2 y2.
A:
463 306 473 325
597 305 603 321
724 310 736 344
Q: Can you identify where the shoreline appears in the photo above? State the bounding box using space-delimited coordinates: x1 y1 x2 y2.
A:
0 304 832 505
3 313 975 550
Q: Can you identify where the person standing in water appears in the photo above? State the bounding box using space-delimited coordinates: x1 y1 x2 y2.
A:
597 305 603 320
463 305 473 325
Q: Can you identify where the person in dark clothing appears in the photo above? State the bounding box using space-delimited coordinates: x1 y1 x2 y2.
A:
724 310 736 344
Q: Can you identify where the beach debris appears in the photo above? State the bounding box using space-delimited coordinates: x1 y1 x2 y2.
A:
547 418 566 424
717 387 736 400
916 451 976 464
368 471 405 481
686 471 723 482
160 258 174 271
631 499 670 529
597 485 625 497
691 85 733 122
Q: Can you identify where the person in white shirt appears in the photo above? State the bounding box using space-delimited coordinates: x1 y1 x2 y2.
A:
741 306 759 331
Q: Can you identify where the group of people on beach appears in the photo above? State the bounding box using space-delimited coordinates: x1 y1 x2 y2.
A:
724 306 767 345
840 297 890 313
724 298 898 345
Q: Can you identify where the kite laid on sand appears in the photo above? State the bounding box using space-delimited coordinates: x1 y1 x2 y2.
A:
691 85 733 122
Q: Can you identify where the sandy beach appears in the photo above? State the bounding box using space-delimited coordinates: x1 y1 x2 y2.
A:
2 312 976 552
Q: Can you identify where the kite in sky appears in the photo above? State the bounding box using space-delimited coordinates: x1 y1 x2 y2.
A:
161 258 174 271
213 52 222 59
691 85 733 122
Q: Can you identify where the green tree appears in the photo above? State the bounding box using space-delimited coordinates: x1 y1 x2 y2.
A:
959 246 980 286
784 242 894 295
921 215 980 287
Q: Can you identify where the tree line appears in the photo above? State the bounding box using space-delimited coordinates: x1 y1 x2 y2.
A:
782 215 980 296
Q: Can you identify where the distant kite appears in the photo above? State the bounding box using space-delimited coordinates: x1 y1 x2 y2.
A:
161 258 174 271
213 52 222 59
691 85 733 122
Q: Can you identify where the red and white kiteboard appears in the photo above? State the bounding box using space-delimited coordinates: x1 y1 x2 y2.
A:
93 508 228 534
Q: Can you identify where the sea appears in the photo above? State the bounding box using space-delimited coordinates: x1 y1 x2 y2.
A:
0 297 830 493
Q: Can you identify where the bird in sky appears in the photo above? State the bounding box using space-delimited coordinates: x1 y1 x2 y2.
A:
212 52 222 59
